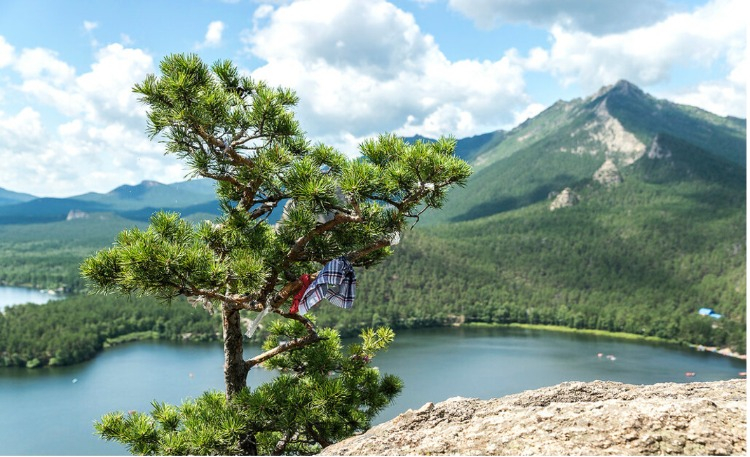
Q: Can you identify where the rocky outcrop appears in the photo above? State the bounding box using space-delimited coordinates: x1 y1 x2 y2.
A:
647 135 673 159
593 159 623 187
321 379 746 456
66 209 89 220
549 188 579 211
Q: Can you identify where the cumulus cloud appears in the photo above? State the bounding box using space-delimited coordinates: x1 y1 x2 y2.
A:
15 48 76 86
447 0 674 35
0 36 14 68
512 102 547 126
667 49 747 117
244 0 530 154
0 39 189 197
18 44 152 126
197 21 225 48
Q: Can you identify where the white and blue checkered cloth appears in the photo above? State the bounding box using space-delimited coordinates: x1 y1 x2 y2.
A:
298 256 356 315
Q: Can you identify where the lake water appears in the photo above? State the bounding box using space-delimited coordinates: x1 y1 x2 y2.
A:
0 286 63 311
0 326 745 455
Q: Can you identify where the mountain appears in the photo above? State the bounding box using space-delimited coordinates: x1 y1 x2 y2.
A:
420 79 745 224
0 179 220 224
313 80 746 353
403 130 508 163
0 187 36 206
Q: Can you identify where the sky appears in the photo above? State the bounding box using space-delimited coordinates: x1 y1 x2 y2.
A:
0 0 746 198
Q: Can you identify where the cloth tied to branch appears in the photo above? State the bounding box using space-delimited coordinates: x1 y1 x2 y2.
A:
289 274 312 314
296 256 356 316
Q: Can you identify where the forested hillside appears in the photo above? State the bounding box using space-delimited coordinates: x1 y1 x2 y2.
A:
0 295 218 368
314 155 746 352
0 214 146 290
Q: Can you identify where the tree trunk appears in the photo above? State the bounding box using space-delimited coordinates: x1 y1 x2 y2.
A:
222 303 249 399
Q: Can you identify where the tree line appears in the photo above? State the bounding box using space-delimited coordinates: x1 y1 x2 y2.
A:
0 294 218 368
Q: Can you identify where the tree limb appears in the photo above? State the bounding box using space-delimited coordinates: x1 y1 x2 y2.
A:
245 332 323 370
282 211 362 268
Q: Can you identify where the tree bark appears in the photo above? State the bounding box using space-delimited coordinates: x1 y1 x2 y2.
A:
222 303 249 399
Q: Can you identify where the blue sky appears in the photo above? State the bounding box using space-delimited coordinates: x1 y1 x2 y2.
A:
0 0 745 197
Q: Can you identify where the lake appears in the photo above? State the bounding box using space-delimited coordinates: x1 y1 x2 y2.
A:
0 286 63 311
0 325 745 455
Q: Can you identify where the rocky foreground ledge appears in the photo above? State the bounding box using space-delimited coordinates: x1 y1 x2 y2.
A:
322 379 746 456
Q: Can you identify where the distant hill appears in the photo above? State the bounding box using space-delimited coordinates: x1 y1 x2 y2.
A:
403 130 507 163
0 188 36 206
0 179 220 225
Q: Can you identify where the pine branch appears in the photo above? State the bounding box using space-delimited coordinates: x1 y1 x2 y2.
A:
170 271 258 311
245 331 323 370
272 431 297 455
345 238 392 263
283 211 362 267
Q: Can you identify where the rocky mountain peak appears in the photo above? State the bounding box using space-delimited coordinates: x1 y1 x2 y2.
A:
610 79 644 97
589 79 646 103
570 95 647 166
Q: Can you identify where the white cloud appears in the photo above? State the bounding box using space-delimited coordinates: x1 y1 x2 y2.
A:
0 107 44 148
197 21 225 48
82 20 100 47
447 0 673 35
512 102 546 126
17 44 152 124
14 48 76 86
0 36 14 68
0 39 192 197
244 0 530 154
120 33 135 46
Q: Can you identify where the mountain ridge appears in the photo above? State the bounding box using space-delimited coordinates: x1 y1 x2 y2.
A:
418 79 745 224
0 179 220 224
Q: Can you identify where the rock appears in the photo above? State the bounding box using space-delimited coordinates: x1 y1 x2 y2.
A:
66 209 89 220
647 135 672 159
593 159 623 187
549 187 579 211
321 379 746 456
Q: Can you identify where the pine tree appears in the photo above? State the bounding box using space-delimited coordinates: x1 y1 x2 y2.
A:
81 54 471 454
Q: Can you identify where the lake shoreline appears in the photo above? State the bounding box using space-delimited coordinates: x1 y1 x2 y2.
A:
463 322 748 361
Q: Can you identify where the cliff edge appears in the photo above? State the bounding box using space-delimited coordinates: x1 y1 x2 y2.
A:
321 379 746 456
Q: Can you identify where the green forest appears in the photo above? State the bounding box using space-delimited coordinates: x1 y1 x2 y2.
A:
0 294 218 368
315 172 746 353
0 214 145 292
